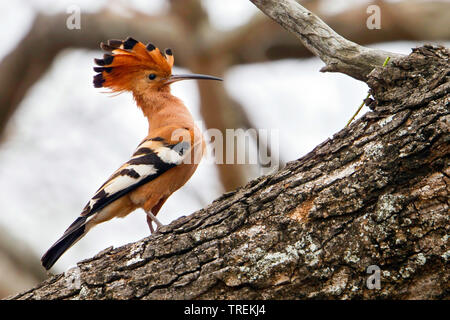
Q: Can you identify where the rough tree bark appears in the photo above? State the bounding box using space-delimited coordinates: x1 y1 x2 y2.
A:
10 1 449 299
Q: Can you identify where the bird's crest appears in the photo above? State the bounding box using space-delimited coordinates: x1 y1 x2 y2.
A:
93 37 174 92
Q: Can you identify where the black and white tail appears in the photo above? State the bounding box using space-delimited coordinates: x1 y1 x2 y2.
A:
41 216 87 270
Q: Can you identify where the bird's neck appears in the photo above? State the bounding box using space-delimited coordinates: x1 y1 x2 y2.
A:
133 89 196 135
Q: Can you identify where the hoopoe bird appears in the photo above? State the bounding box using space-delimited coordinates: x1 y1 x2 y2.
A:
41 37 222 270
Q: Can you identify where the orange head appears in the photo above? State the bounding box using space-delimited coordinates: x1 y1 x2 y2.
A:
93 37 221 95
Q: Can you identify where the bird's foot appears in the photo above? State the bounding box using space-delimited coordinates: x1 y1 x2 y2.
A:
146 211 163 234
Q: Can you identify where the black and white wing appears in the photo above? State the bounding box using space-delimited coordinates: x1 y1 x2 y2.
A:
81 137 191 219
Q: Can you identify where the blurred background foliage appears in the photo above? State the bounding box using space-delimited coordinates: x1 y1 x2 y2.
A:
0 0 448 298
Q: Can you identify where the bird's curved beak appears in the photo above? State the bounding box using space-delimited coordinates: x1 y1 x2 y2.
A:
165 73 223 84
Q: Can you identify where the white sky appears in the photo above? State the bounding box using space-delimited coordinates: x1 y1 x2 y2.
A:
0 0 447 273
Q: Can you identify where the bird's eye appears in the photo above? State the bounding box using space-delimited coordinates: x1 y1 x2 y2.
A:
148 73 157 80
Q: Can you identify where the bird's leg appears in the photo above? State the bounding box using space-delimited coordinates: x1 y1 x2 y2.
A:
146 210 163 233
146 215 155 233
144 197 168 234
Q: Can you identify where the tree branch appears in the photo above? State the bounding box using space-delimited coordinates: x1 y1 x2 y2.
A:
249 0 404 81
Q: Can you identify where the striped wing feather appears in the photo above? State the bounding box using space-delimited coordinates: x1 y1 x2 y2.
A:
80 137 190 220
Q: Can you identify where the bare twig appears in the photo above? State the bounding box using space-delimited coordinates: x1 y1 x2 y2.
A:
249 0 404 81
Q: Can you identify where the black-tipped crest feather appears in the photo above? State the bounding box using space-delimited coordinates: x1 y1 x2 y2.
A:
108 39 123 48
93 73 105 88
123 37 138 50
93 37 174 90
